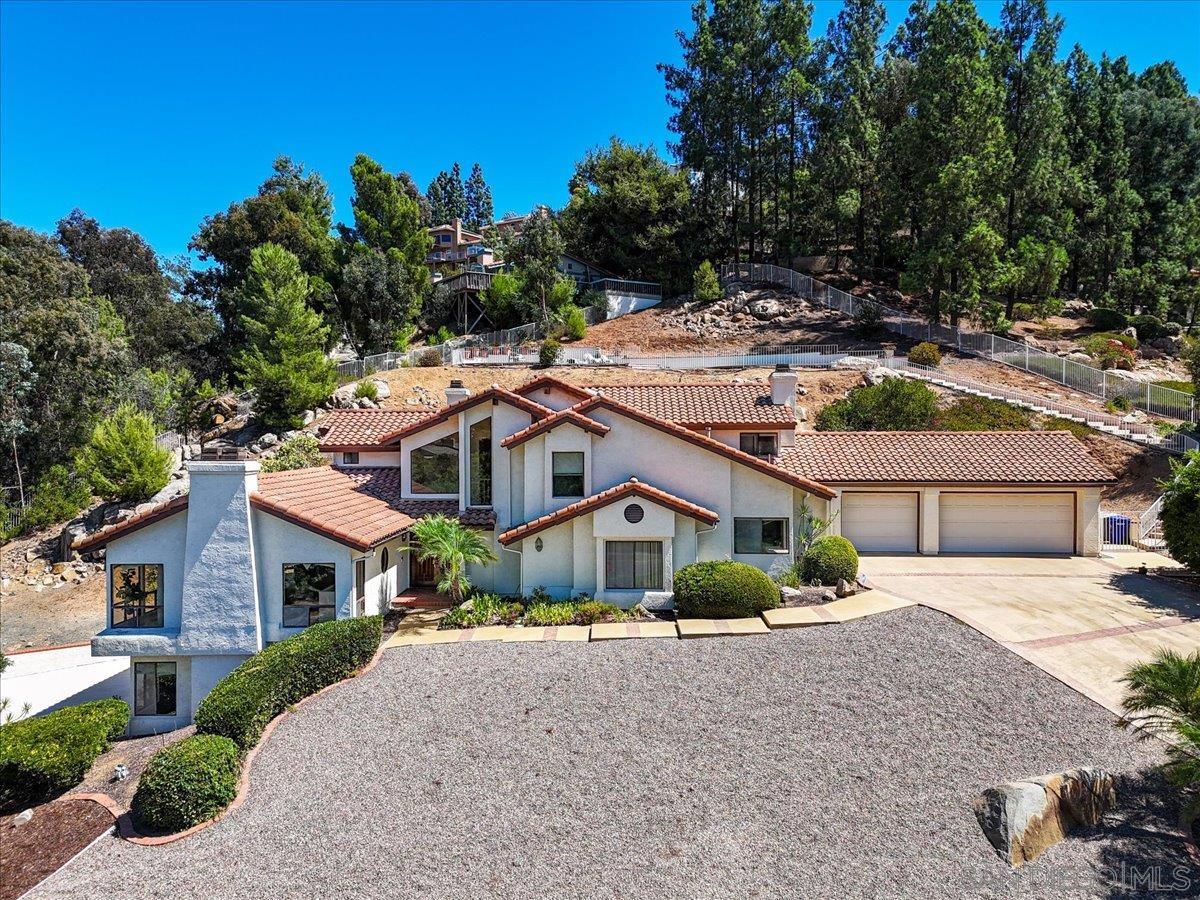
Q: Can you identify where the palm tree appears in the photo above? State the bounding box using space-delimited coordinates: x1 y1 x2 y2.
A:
1121 649 1200 791
410 514 497 604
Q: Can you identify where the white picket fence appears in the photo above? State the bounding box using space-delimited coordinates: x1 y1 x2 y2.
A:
721 261 1197 423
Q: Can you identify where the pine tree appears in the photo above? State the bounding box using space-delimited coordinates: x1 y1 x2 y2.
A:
446 162 467 223
464 163 493 232
236 244 337 429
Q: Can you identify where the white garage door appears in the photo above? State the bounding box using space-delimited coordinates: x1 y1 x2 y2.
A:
840 492 919 552
939 493 1074 554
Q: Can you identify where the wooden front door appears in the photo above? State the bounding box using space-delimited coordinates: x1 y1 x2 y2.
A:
410 546 438 587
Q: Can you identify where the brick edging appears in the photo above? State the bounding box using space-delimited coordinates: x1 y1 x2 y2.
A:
57 641 387 847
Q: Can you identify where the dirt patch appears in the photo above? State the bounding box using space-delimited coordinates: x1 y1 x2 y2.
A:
0 799 114 900
0 575 106 653
68 726 195 810
1084 435 1174 515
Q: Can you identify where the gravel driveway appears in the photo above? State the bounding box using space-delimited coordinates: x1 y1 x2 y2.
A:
32 607 1196 900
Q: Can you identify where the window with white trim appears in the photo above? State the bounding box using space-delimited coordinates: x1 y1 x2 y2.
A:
134 661 177 716
111 564 164 628
739 433 778 458
551 452 585 498
605 541 663 590
734 518 790 554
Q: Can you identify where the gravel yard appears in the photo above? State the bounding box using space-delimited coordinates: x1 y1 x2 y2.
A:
31 607 1196 900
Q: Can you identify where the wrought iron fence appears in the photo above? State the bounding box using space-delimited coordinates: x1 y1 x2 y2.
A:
721 261 1196 423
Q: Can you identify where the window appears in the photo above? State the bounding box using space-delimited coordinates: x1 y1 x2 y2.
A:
605 541 663 590
381 548 390 571
342 451 360 465
739 433 779 458
734 518 790 554
470 418 492 506
551 452 584 498
410 433 459 494
282 563 337 627
134 662 176 716
111 564 163 628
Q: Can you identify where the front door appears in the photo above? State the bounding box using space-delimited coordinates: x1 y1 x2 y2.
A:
410 546 438 587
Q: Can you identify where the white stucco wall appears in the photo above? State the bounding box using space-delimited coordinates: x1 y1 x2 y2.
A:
0 645 129 717
100 511 188 642
520 521 576 598
336 450 400 467
730 465 795 573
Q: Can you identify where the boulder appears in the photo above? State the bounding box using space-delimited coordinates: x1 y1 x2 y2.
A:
973 767 1116 866
371 379 391 400
301 410 316 426
835 578 855 598
748 298 786 320
1061 298 1093 317
1150 336 1182 354
258 432 279 448
1122 326 1138 339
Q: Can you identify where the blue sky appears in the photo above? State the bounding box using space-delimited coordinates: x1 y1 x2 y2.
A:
2 0 1197 260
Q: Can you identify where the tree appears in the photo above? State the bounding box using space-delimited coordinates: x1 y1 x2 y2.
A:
190 157 337 355
481 270 525 327
463 163 494 232
75 403 171 502
560 138 693 293
693 260 721 302
0 342 34 504
170 369 221 447
235 244 338 430
506 208 567 319
410 513 496 604
426 163 467 226
1159 450 1200 571
1121 648 1200 790
56 211 218 372
815 378 939 430
260 434 327 473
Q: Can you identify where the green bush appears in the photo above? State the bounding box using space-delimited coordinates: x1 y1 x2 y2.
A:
416 348 443 367
1128 314 1165 341
0 699 130 810
907 342 942 367
75 403 172 502
1086 307 1127 331
1106 395 1133 414
538 339 562 368
693 260 721 303
1082 333 1137 370
522 600 578 626
1160 450 1200 572
260 434 328 473
574 600 626 625
801 536 859 586
194 616 381 752
673 560 780 619
816 378 939 431
1051 418 1098 440
853 302 883 336
937 396 1032 431
1011 302 1037 322
353 380 378 401
131 734 241 833
15 465 93 534
557 303 588 342
440 594 523 629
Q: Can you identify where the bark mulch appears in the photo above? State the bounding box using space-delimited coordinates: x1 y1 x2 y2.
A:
0 799 113 900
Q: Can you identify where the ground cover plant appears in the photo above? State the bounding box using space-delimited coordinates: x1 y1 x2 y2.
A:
440 593 524 628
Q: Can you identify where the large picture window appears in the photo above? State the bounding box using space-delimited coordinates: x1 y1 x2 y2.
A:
469 418 492 506
734 518 790 554
551 452 585 498
283 563 337 627
410 434 459 494
134 662 176 716
605 541 664 591
111 564 163 628
739 433 779 458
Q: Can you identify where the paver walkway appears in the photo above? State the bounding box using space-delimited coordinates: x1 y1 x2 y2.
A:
861 554 1200 713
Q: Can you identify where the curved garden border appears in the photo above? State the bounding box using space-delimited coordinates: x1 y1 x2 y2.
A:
53 643 386 846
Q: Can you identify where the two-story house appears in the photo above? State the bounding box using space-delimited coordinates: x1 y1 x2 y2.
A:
427 218 495 272
75 368 1112 734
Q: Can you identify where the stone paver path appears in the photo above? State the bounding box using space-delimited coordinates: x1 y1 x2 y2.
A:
676 617 770 638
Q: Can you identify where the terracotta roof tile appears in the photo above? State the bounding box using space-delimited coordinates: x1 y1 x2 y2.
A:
498 479 718 546
498 407 611 448
587 382 796 428
512 375 594 402
376 387 554 444
318 409 432 451
775 431 1116 485
73 495 189 552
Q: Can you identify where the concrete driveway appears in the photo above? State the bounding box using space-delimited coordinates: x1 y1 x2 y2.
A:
861 554 1200 714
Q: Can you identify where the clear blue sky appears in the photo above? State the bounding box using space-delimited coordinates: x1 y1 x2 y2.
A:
2 0 1197 260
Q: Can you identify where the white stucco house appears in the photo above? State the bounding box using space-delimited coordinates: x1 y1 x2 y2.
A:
74 368 1113 734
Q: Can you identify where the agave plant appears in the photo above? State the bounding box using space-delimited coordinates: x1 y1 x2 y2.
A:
1120 649 1200 791
410 514 497 604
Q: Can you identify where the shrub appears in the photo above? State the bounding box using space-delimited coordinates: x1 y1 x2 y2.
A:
574 600 627 625
0 699 130 810
1160 450 1200 572
907 342 942 367
260 434 327 473
937 396 1031 431
853 302 883 336
131 734 241 833
1106 395 1133 414
1086 307 1127 331
522 600 578 627
801 536 859 586
1011 302 1037 322
693 260 721 303
557 303 588 341
538 339 562 368
441 594 523 629
1162 321 1184 338
1128 314 1165 341
1082 333 1136 370
428 325 454 346
1186 338 1200 387
416 348 443 367
815 378 939 432
353 380 378 401
1120 649 1200 790
1051 418 1097 440
194 616 381 752
17 465 93 534
75 403 172 502
673 560 780 619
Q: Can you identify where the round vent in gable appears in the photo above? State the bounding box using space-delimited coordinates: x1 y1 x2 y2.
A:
624 503 645 524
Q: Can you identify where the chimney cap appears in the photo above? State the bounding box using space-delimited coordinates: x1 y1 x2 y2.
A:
449 379 464 388
773 363 791 373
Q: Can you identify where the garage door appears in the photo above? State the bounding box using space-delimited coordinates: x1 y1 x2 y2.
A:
840 492 919 552
939 493 1074 554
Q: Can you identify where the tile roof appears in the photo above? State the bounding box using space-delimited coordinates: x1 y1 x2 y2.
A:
376 387 554 444
498 407 611 448
775 431 1116 485
73 495 190 552
512 375 594 403
318 409 432 451
497 478 719 546
253 467 495 550
586 382 796 428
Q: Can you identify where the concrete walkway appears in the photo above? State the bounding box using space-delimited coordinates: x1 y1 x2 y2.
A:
861 554 1200 714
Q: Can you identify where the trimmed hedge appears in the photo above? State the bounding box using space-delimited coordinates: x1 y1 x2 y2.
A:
0 699 130 810
195 615 382 752
801 536 860 586
131 734 240 833
673 561 780 619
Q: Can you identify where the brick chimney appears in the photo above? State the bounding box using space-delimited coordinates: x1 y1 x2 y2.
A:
446 379 471 407
769 364 798 410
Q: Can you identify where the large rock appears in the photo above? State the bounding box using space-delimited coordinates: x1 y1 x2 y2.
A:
371 379 391 400
973 767 1116 867
1150 336 1183 355
1061 298 1093 317
748 298 786 320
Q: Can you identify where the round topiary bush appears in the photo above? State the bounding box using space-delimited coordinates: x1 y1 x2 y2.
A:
539 339 562 368
131 734 241 833
673 560 780 619
801 535 859 586
908 341 942 367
